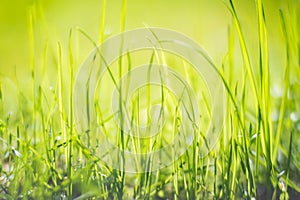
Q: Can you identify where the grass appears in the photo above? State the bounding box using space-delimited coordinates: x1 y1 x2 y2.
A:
0 0 300 199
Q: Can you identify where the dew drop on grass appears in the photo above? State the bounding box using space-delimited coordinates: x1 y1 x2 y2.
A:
290 112 299 122
271 85 283 98
186 135 193 145
271 110 279 121
55 135 62 141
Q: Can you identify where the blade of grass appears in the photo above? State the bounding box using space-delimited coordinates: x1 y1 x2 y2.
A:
67 29 74 198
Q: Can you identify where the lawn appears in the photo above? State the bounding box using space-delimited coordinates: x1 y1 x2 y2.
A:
0 0 299 199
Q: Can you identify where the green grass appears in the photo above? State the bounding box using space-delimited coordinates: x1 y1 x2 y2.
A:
0 0 300 199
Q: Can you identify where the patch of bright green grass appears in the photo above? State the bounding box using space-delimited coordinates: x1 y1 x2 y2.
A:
0 0 300 199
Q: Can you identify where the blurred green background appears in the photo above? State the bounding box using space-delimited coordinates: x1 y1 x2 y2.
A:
0 0 287 81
